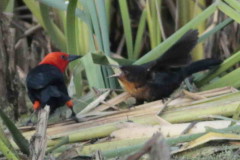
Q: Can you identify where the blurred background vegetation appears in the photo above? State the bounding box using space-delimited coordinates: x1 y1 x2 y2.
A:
0 0 240 121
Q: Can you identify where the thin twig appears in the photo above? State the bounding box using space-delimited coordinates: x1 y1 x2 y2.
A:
17 24 42 40
180 121 198 135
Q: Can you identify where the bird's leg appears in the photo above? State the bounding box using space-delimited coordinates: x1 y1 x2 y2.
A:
66 100 80 123
24 110 37 126
70 107 76 117
69 107 81 123
24 100 41 126
161 98 168 103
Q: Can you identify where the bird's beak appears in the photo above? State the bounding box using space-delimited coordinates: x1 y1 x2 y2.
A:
105 64 122 78
108 73 121 78
68 55 81 62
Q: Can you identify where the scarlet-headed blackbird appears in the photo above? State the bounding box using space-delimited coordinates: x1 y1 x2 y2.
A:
26 52 80 118
111 30 222 104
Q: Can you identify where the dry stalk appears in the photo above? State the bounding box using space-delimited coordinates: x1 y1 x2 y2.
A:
30 105 50 160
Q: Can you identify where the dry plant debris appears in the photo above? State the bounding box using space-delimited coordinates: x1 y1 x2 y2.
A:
17 87 240 159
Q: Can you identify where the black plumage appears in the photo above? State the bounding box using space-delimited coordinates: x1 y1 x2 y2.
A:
115 30 222 104
26 64 70 114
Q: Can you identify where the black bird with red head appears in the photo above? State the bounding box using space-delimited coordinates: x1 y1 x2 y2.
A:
26 52 81 119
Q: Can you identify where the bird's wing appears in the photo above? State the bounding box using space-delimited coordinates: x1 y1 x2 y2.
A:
143 30 198 72
26 64 65 90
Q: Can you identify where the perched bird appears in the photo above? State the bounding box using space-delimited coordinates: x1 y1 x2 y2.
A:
26 52 81 119
110 30 222 104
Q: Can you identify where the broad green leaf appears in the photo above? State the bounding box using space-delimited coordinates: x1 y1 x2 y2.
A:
80 53 106 88
39 4 67 52
39 0 88 22
66 0 83 96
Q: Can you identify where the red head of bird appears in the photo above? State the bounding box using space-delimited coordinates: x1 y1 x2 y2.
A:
39 52 81 72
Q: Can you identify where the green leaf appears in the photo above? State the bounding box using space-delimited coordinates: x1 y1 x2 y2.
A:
224 0 240 12
135 2 217 65
198 18 233 43
133 9 147 59
0 0 14 12
0 138 19 160
22 0 44 26
0 125 18 158
200 68 240 91
95 0 111 55
0 109 29 155
118 0 134 59
218 1 240 24
39 0 88 23
66 0 78 56
195 50 240 87
39 3 67 51
80 53 106 88
146 0 162 49
85 0 104 51
66 0 83 96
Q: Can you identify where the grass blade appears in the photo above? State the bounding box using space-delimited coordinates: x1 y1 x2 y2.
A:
135 2 217 65
198 18 233 43
66 0 78 56
218 1 240 24
200 68 240 91
118 0 133 59
0 139 18 160
22 0 44 26
95 0 111 55
0 125 19 159
133 9 147 59
225 0 240 12
0 109 29 155
85 0 104 51
195 50 240 87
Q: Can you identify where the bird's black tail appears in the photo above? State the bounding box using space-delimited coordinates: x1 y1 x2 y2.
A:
183 58 222 77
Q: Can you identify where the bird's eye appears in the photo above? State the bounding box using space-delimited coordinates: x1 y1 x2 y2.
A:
61 55 67 60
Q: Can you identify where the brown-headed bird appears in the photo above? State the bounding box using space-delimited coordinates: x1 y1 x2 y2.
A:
111 30 222 104
26 52 80 119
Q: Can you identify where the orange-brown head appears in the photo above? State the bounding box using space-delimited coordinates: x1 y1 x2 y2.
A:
108 64 150 99
39 52 81 72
